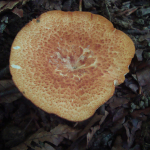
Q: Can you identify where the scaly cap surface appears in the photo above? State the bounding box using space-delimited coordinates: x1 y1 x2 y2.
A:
10 11 135 121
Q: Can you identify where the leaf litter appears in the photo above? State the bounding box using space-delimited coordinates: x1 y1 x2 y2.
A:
11 124 80 150
0 0 150 149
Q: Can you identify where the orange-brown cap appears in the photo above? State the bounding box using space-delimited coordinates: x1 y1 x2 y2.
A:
10 11 135 121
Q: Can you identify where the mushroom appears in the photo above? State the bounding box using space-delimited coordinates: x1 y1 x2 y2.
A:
9 11 135 121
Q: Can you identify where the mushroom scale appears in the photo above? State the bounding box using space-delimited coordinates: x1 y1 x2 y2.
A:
10 11 135 121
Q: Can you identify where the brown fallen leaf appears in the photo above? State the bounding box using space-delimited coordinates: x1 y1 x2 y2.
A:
50 124 80 140
0 1 19 13
139 33 150 42
0 0 30 14
36 143 56 150
62 0 73 11
87 125 100 148
136 67 150 87
113 108 128 122
0 80 22 103
135 49 143 61
85 111 109 148
124 120 142 148
98 111 108 126
2 125 25 148
109 96 130 109
11 124 80 150
83 0 98 8
67 112 108 150
12 7 23 18
124 78 139 93
0 1 7 9
110 117 125 133
43 143 56 150
112 136 125 150
73 112 108 141
131 107 150 119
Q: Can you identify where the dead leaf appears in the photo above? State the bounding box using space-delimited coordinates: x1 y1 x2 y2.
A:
62 0 73 11
50 124 80 140
87 130 113 149
124 78 139 93
135 49 143 61
112 136 125 150
11 124 80 150
87 125 100 147
73 113 103 141
67 112 108 150
0 1 19 13
33 143 56 150
136 67 150 87
2 125 25 148
113 108 128 122
42 143 55 150
123 120 142 148
50 1 62 10
110 117 125 133
42 143 56 150
99 110 109 125
12 7 23 18
139 33 150 42
131 107 150 119
83 0 98 8
11 143 26 150
0 1 7 9
0 0 30 13
68 111 109 150
36 0 62 10
0 80 22 103
109 96 130 109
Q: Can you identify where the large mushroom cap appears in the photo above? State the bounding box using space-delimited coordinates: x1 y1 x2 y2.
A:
10 11 135 121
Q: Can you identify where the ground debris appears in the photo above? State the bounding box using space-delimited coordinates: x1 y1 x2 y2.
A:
1 0 150 149
0 0 29 14
0 80 22 103
11 124 80 150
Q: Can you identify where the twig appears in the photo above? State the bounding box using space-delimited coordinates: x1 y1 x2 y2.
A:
114 7 137 17
79 0 82 11
105 0 111 21
125 29 150 35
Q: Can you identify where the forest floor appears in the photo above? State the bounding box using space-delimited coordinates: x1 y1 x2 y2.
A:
0 0 150 150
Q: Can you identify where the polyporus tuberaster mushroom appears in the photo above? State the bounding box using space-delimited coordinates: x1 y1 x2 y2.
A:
10 11 135 121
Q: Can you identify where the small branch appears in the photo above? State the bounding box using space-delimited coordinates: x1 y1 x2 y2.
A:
79 0 82 11
125 29 150 35
105 0 111 21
